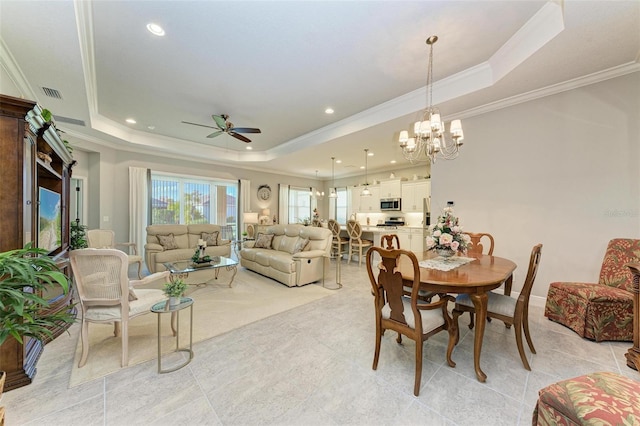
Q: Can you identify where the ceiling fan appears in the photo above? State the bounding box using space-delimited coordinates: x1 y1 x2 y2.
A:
181 114 261 143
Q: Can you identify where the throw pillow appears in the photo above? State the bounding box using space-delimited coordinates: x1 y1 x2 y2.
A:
293 238 310 254
201 231 219 246
157 233 178 250
254 233 274 249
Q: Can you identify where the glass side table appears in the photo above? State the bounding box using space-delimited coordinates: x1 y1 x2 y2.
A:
151 297 194 374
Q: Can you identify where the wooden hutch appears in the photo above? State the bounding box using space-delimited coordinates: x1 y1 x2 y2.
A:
0 94 76 391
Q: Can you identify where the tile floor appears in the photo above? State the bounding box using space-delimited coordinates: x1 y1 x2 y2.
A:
2 259 639 425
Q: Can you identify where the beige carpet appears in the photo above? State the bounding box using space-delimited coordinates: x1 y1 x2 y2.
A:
69 268 334 387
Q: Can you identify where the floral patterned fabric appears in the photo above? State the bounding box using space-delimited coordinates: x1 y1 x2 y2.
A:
532 372 640 426
544 239 640 342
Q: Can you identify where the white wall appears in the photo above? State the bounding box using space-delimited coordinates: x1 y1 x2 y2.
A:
432 72 640 298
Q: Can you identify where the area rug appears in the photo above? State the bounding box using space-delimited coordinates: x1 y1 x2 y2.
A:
68 268 334 387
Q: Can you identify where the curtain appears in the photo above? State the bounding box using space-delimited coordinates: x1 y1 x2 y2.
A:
240 179 250 229
279 183 289 224
129 167 149 259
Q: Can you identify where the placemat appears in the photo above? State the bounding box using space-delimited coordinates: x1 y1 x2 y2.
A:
419 256 475 272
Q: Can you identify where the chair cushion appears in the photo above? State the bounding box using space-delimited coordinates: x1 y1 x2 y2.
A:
382 297 445 332
85 289 165 321
157 234 179 250
533 372 640 425
456 291 516 317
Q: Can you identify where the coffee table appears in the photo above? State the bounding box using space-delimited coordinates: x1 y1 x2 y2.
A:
163 256 239 287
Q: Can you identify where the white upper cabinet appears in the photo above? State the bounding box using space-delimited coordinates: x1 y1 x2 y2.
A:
379 179 402 198
401 180 431 212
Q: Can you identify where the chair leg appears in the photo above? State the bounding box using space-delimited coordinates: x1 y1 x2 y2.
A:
523 306 536 354
414 340 423 396
136 260 142 279
79 318 89 368
514 316 531 371
396 332 402 344
373 322 382 370
359 245 363 266
348 242 353 264
452 308 462 345
113 321 120 337
468 311 475 329
446 318 457 368
121 320 129 367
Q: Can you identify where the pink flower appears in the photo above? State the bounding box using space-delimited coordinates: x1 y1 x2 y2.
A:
451 241 460 251
439 233 453 245
426 236 436 248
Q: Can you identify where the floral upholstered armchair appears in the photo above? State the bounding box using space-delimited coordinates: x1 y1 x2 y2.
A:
544 238 640 341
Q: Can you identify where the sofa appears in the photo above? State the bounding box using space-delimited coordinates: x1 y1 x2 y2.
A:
145 224 231 273
240 224 332 287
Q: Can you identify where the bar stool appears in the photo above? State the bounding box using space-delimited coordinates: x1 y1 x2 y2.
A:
328 219 348 260
347 220 373 266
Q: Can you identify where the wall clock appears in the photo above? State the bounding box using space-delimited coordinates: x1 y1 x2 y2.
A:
257 184 271 201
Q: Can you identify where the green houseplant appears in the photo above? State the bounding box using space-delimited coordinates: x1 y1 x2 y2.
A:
70 221 88 250
163 279 187 306
0 244 75 346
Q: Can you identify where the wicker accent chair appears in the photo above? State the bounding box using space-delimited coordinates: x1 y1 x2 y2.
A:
70 249 170 367
366 246 456 396
544 238 640 342
346 220 373 266
87 229 144 279
454 244 543 370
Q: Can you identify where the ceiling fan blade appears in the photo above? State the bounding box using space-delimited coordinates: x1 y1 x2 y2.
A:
231 127 261 134
230 132 251 143
206 130 224 138
181 120 217 129
212 115 227 129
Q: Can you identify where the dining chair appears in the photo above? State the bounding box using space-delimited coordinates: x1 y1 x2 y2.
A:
452 243 543 370
346 220 373 266
87 229 144 279
465 232 495 257
70 248 170 368
328 219 349 260
366 246 456 396
380 234 400 250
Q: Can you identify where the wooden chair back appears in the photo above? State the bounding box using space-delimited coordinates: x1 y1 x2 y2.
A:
465 232 495 256
380 234 400 250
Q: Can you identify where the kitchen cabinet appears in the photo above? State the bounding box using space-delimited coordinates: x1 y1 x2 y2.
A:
402 180 430 212
390 228 424 253
379 179 402 198
350 185 379 213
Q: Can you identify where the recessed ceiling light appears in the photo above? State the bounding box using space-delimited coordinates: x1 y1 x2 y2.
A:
360 166 365 169
126 118 136 124
146 23 165 36
336 159 342 164
367 152 374 156
246 146 253 150
325 108 334 114
390 160 396 164
147 125 155 130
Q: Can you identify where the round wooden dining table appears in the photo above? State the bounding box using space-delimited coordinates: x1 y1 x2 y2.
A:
397 251 517 382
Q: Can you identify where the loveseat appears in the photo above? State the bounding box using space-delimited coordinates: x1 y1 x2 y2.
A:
240 224 332 287
145 224 231 273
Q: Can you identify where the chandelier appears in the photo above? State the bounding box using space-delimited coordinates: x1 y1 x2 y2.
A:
398 35 464 163
329 157 338 198
361 148 371 197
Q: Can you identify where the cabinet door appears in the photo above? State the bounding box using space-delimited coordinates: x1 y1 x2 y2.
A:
402 181 430 212
362 186 380 212
349 187 361 213
380 180 401 198
410 229 425 252
396 229 411 251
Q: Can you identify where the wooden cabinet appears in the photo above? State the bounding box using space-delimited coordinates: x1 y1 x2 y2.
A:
0 94 76 391
402 180 431 212
379 179 403 198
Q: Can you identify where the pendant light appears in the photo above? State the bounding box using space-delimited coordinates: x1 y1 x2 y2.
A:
361 148 371 197
329 157 338 198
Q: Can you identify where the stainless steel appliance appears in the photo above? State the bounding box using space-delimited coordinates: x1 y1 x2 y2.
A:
380 198 401 211
376 217 405 229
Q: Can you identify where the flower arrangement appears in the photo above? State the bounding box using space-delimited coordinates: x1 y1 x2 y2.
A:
163 279 187 298
426 207 470 254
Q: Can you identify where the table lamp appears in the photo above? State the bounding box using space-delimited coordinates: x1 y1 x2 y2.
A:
243 212 259 238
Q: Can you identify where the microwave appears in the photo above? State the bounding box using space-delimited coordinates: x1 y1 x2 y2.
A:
380 198 401 211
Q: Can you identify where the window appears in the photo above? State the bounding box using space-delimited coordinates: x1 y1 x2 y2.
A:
288 186 311 224
335 187 348 224
150 173 238 234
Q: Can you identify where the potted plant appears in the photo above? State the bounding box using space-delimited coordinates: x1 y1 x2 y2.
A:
70 221 88 250
0 244 76 391
163 279 187 306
